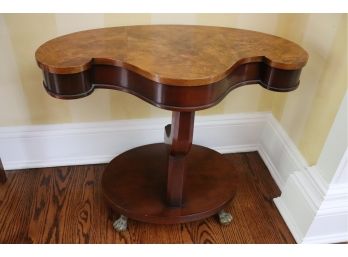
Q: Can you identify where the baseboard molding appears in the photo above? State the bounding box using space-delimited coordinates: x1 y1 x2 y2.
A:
273 165 348 244
0 112 345 243
0 117 167 170
259 115 348 244
273 196 305 243
259 115 309 190
302 182 348 244
273 170 324 243
0 113 265 170
275 184 348 244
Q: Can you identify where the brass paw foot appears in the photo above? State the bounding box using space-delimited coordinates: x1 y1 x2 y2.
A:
218 210 233 225
113 215 128 232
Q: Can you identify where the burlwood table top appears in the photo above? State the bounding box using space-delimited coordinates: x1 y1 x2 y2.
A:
36 25 308 87
36 25 308 111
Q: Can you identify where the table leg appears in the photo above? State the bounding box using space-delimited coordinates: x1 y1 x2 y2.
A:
0 158 7 184
165 111 195 207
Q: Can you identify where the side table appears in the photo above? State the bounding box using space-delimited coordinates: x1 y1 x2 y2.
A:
35 25 308 231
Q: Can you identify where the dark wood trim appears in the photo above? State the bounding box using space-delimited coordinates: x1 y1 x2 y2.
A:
0 158 7 184
42 62 302 112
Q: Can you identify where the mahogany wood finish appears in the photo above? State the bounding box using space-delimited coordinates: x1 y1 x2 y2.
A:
41 59 303 111
0 158 6 184
35 25 308 226
102 144 237 224
0 153 296 243
166 111 195 206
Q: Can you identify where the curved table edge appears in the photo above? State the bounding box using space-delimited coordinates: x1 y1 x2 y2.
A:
41 61 303 111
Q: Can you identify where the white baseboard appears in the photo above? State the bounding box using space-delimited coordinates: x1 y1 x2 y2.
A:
259 115 309 190
273 165 348 244
0 117 169 170
273 196 305 243
273 170 325 243
259 115 348 244
302 182 348 244
0 112 346 243
275 182 348 243
0 113 265 170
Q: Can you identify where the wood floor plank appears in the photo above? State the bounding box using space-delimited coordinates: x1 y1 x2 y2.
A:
31 167 77 243
62 166 94 243
245 152 281 200
221 153 295 243
75 166 95 243
0 170 40 243
243 153 295 243
128 222 185 243
184 218 225 244
0 152 296 244
28 168 55 243
220 153 261 243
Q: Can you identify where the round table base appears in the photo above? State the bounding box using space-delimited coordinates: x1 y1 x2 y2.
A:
101 143 238 224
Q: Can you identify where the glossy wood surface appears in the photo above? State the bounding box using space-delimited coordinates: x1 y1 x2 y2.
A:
166 112 195 206
42 63 303 111
0 152 297 243
101 143 237 224
0 158 6 184
36 25 308 111
36 25 308 85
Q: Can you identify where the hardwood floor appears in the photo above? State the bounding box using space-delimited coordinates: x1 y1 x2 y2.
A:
0 152 295 243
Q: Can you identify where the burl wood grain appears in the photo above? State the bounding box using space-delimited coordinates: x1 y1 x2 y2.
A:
36 25 308 86
0 152 296 243
36 25 308 111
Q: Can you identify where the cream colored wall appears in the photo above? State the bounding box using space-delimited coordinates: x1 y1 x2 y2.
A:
0 13 346 166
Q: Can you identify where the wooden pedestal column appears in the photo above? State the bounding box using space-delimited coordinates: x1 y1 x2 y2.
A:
165 111 195 207
101 111 238 224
